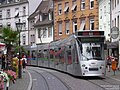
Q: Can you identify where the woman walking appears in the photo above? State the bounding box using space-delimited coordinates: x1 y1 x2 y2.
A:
21 55 27 72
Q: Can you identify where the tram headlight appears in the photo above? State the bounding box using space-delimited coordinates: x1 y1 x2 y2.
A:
82 64 86 67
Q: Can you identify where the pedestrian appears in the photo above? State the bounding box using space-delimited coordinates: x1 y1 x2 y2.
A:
107 56 112 72
1 54 6 70
21 55 27 72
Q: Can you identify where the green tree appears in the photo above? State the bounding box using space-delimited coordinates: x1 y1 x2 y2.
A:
0 26 19 61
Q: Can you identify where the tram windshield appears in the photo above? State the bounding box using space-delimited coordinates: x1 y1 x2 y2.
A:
80 43 103 60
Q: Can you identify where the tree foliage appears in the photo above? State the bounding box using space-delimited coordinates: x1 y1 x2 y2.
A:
0 26 19 61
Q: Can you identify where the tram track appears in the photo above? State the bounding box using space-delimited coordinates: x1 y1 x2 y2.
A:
28 67 72 90
28 68 50 90
86 76 120 90
37 68 72 90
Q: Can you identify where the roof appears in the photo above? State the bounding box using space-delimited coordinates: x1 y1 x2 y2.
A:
28 0 51 19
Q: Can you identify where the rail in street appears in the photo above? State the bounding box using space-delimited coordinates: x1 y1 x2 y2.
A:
28 67 120 90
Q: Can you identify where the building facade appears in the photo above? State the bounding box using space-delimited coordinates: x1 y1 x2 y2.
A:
98 0 111 41
111 0 120 68
28 0 54 57
28 0 54 45
0 0 29 46
53 0 99 40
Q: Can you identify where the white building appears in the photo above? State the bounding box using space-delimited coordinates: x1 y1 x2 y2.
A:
111 0 120 69
28 0 54 58
98 0 111 41
0 0 29 46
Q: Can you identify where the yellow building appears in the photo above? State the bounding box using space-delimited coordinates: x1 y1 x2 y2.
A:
53 0 99 40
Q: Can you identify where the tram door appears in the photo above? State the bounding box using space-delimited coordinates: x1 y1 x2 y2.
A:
66 45 73 74
72 43 81 75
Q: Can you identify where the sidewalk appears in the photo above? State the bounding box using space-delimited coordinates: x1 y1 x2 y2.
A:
106 69 120 81
8 69 32 90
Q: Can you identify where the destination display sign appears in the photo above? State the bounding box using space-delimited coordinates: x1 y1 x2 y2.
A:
79 37 104 43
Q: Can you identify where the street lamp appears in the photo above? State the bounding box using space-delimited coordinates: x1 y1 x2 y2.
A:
16 19 23 78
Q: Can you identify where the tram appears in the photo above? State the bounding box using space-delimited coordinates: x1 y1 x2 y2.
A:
30 30 106 76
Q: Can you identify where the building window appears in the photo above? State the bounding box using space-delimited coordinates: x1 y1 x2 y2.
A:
0 10 2 19
115 0 116 7
23 22 26 30
117 0 119 5
58 4 62 15
90 0 94 9
6 9 10 18
65 21 70 35
58 22 62 35
22 35 26 45
15 8 19 17
7 22 11 27
0 23 2 28
30 34 35 45
100 9 102 19
64 2 69 13
80 19 85 30
81 0 85 10
115 18 116 27
23 6 26 16
71 0 77 11
90 18 94 30
73 20 77 33
43 28 47 38
112 0 114 10
48 27 52 37
39 15 42 21
117 15 119 30
38 28 41 38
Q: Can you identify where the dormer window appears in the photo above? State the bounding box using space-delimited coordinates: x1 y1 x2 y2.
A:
49 13 52 20
40 15 42 21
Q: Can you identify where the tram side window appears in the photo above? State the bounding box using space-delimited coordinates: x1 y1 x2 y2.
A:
43 50 48 59
59 47 65 64
50 49 54 58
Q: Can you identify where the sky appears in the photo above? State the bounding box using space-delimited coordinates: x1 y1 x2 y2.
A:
29 0 42 15
0 0 42 15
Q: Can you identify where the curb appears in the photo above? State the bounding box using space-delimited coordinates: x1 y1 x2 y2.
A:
26 70 32 90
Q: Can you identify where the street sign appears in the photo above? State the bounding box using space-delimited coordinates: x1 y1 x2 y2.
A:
111 27 119 39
